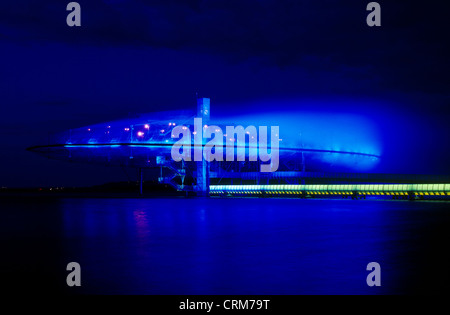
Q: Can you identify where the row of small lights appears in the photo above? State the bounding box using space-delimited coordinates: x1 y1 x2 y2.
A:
211 190 449 196
87 123 177 137
86 123 282 142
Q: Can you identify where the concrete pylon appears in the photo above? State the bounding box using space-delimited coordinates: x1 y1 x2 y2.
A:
196 97 210 197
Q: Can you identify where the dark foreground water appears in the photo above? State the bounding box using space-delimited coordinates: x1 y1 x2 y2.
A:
1 196 450 295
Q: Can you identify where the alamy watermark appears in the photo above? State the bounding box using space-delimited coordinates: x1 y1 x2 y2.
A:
66 2 381 29
170 118 280 173
66 262 81 287
366 262 381 287
366 2 381 27
66 2 81 27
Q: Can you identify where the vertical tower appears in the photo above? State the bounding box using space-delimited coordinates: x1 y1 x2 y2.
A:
196 97 210 196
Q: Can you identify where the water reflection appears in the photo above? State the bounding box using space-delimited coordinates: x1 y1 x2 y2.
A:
56 198 450 294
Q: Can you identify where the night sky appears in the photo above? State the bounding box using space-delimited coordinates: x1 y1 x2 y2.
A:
0 1 449 187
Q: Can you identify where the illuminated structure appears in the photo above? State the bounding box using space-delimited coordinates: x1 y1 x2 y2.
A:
27 98 449 199
210 184 450 199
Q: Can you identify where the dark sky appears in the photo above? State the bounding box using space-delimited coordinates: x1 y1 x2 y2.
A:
0 1 449 187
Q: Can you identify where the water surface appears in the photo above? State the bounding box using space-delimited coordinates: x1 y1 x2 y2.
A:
1 197 449 294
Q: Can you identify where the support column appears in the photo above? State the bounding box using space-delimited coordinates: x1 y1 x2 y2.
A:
196 97 210 197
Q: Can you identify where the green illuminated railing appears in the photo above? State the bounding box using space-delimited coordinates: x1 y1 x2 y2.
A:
209 184 450 196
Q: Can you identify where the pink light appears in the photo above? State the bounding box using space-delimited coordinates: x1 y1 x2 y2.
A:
144 124 150 129
160 129 165 133
124 128 130 131
87 128 91 131
169 123 172 126
137 131 144 137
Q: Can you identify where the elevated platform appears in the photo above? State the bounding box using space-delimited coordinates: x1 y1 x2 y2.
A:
209 183 450 200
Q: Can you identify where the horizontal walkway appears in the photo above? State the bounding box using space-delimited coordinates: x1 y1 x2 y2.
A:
210 184 450 197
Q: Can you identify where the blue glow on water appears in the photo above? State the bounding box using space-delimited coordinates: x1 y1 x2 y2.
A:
3 197 450 294
58 197 450 294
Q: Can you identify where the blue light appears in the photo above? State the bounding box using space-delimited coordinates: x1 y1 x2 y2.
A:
43 106 384 172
